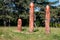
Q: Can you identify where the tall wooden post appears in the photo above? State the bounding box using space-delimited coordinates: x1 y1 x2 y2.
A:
45 5 50 34
29 2 34 32
17 19 22 32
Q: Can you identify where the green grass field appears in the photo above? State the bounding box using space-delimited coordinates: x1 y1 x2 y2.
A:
0 27 60 40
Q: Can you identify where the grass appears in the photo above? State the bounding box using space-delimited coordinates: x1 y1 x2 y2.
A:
0 27 60 40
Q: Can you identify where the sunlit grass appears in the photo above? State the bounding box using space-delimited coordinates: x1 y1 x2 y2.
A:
0 27 60 40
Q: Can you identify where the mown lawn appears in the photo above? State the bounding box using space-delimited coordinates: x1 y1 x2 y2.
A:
0 26 60 40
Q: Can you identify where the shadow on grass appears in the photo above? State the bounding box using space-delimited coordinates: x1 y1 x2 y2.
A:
22 28 26 31
34 29 39 32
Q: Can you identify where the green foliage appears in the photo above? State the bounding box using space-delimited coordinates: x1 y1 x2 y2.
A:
0 0 60 27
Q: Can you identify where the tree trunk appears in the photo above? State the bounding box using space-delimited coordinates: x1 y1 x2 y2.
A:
8 19 10 27
3 20 6 27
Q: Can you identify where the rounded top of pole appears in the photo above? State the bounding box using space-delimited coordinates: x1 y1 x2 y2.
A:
30 2 34 7
18 19 21 21
46 5 50 10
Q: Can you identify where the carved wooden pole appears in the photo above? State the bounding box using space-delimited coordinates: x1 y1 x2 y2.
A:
45 5 50 34
17 19 22 32
29 2 34 32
